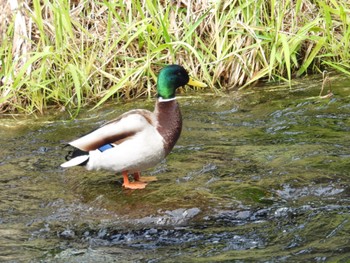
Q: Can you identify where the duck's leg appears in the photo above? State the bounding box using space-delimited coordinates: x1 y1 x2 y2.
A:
133 171 158 182
122 171 147 189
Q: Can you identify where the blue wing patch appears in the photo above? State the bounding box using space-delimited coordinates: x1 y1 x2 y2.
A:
98 144 114 152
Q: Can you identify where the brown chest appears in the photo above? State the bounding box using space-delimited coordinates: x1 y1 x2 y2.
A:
155 100 182 155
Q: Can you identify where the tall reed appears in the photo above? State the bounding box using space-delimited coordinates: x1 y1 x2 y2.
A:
0 0 349 114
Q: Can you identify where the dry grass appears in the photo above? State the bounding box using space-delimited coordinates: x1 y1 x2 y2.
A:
0 0 349 114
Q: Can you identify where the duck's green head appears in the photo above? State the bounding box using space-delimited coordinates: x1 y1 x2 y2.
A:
157 64 207 100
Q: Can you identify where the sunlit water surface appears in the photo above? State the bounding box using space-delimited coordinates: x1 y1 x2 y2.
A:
0 74 350 262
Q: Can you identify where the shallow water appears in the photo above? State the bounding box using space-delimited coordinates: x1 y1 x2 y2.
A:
0 74 350 262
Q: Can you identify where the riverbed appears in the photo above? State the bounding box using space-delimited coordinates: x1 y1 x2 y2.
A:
0 74 349 262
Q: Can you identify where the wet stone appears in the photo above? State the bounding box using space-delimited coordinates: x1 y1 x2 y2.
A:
252 208 270 219
236 210 252 220
275 207 293 217
136 208 201 226
59 229 75 239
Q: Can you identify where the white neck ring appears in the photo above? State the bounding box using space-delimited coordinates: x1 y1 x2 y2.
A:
158 97 176 102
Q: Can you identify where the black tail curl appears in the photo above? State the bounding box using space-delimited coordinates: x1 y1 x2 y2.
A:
63 145 89 166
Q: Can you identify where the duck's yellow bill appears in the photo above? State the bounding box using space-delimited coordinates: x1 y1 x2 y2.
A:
187 77 207 88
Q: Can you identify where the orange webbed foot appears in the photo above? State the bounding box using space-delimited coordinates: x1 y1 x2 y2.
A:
133 172 158 182
122 171 148 190
122 181 147 190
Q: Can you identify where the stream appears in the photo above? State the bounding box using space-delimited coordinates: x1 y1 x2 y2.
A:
0 74 349 262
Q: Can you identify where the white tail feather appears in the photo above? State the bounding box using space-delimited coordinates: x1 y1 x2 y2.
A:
60 155 89 168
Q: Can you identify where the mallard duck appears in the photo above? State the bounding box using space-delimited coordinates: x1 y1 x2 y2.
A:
60 64 207 189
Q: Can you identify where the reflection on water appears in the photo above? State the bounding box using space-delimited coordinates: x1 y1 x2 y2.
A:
0 74 350 262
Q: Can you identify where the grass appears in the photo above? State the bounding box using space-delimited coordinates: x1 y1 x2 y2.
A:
0 0 349 114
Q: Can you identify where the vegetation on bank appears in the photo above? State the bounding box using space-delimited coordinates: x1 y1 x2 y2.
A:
0 0 349 114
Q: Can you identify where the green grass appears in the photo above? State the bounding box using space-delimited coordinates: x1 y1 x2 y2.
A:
0 0 349 114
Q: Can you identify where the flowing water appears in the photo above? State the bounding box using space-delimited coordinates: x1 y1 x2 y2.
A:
0 74 350 262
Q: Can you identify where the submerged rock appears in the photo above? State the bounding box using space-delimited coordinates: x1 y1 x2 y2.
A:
135 208 201 226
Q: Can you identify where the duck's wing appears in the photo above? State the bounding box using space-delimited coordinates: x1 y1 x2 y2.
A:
69 109 155 151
